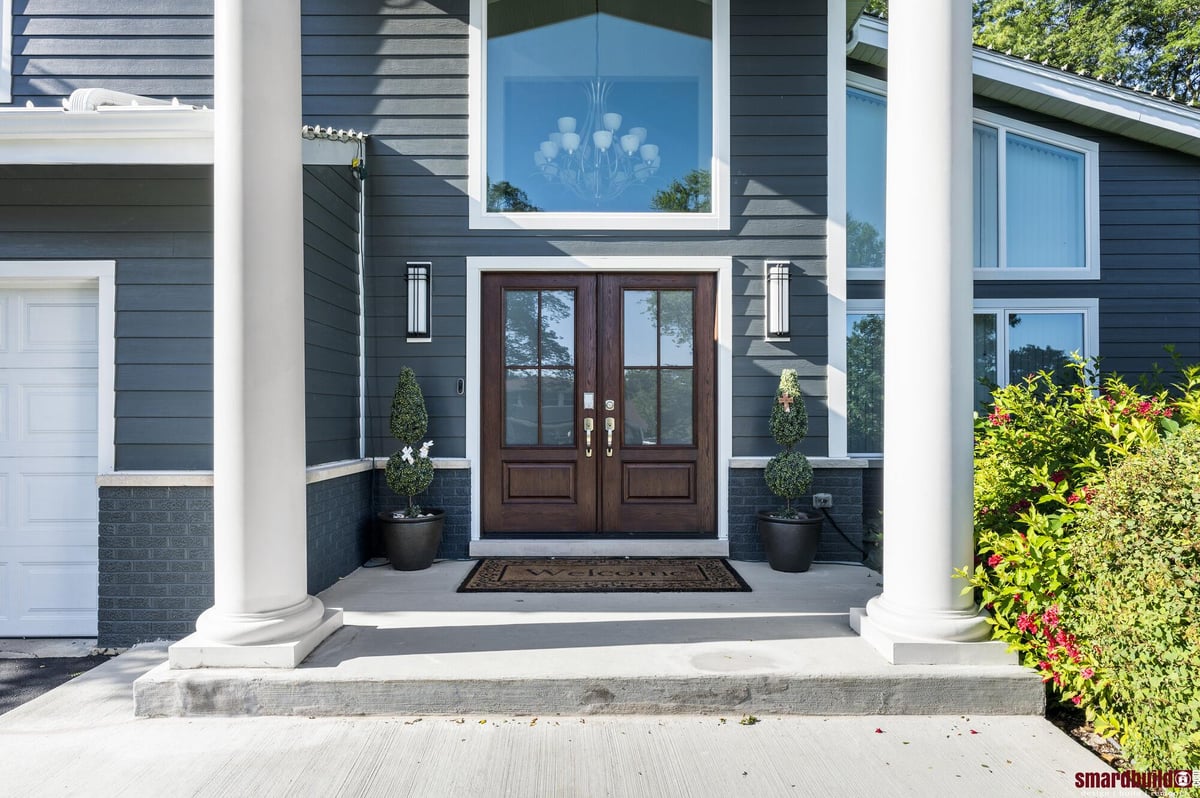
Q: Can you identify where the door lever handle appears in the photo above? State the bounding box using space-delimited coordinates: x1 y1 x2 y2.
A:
583 417 594 457
604 417 615 457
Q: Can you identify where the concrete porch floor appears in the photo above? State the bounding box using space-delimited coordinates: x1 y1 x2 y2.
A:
133 560 1044 717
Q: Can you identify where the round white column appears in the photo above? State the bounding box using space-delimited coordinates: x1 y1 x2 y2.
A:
195 0 325 646
864 0 991 644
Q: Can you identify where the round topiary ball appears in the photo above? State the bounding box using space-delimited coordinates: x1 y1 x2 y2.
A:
764 450 814 504
385 451 435 504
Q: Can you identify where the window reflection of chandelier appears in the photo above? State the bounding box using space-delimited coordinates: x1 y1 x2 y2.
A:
533 80 661 204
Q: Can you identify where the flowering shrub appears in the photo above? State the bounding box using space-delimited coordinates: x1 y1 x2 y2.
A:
385 367 436 516
963 358 1192 718
1071 427 1200 774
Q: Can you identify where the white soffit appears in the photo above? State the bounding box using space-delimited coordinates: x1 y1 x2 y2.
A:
851 15 1200 159
0 93 363 166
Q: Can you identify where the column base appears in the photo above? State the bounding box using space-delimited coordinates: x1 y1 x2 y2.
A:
850 607 1016 666
169 607 343 669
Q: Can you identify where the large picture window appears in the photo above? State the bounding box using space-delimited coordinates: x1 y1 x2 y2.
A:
846 299 1098 456
846 77 1100 279
471 0 728 230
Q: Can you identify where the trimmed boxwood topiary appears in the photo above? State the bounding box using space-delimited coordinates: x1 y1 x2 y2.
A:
385 366 435 516
1070 425 1200 774
765 368 813 517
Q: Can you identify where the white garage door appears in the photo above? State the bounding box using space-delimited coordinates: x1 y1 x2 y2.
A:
0 284 99 636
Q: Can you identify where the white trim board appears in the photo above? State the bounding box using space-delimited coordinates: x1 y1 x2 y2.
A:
0 0 12 105
466 256 734 543
466 0 731 231
0 107 362 166
826 0 849 459
0 261 116 474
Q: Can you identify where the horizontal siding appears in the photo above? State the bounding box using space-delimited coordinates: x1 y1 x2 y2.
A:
0 164 215 470
297 0 832 459
9 1 214 105
303 167 363 466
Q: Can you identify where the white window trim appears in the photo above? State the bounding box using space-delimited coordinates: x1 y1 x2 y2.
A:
1 0 12 105
0 261 116 474
465 256 733 542
844 296 1100 458
826 0 848 457
467 0 730 231
846 73 1101 281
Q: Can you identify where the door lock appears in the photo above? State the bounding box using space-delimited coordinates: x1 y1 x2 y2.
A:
604 417 615 457
583 417 594 458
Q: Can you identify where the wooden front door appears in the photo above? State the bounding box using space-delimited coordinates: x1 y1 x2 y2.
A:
482 273 715 535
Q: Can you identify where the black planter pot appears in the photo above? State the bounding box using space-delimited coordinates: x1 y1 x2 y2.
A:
757 510 823 573
377 509 445 571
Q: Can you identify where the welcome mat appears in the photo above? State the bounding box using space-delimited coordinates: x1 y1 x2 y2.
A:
457 557 751 593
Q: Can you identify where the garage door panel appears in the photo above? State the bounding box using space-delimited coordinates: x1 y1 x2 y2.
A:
19 298 98 353
0 285 98 637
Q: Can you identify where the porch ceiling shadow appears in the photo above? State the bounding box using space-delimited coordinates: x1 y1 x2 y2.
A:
302 612 858 665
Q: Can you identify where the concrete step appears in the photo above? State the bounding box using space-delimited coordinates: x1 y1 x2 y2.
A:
132 561 1045 718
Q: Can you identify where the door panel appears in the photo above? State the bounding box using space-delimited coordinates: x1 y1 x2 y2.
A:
482 272 715 535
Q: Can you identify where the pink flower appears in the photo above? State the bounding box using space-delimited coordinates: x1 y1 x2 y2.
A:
1016 613 1037 633
1081 668 1095 680
1071 695 1082 706
1050 470 1068 484
1043 606 1060 627
987 554 1004 567
1137 401 1154 415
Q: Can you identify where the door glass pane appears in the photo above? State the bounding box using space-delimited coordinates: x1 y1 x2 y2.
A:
623 368 658 445
974 125 999 269
539 290 575 366
660 369 693 444
1008 312 1084 381
505 368 539 445
846 312 884 454
540 368 575 445
624 290 658 366
847 87 887 270
659 290 693 366
974 313 998 410
505 291 538 365
486 1 714 213
1006 133 1086 269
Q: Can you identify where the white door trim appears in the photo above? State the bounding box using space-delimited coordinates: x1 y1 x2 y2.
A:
466 256 734 545
0 261 115 473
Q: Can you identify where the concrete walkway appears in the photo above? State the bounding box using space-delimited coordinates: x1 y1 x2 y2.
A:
0 644 1139 797
134 561 1043 717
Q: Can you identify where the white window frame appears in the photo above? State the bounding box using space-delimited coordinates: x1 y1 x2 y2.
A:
467 0 730 231
846 73 1101 281
844 297 1099 458
1 0 13 105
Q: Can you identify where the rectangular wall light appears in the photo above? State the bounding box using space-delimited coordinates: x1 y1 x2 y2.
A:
407 261 432 340
765 260 790 339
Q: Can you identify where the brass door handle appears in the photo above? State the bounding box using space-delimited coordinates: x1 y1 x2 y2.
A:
604 417 615 456
583 417 594 458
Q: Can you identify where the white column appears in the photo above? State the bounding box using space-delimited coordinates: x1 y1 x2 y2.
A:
850 0 1010 665
169 0 341 668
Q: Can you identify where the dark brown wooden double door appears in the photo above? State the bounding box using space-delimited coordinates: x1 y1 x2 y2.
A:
482 273 715 535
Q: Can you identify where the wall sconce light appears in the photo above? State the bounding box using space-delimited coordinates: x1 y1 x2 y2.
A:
407 262 431 340
765 260 790 339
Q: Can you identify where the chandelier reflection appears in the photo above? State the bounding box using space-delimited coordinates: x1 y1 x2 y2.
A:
533 80 661 204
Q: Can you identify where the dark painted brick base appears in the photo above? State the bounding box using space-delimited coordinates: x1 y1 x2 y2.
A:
373 467 472 560
728 467 867 563
307 471 374 596
98 486 214 648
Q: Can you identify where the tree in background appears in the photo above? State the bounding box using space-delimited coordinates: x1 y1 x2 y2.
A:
487 179 541 212
651 170 712 213
862 0 1199 103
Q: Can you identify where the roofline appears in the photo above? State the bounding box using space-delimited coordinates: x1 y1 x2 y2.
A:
852 15 1200 158
0 92 365 166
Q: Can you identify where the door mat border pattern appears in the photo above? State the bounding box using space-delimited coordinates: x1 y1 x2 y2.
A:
456 557 752 593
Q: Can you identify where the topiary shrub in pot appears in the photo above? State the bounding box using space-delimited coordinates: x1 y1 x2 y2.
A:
378 366 444 570
757 368 822 572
